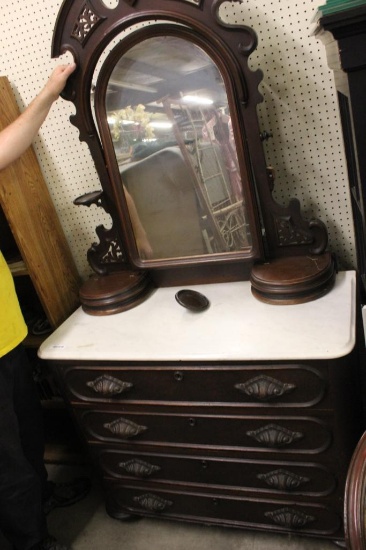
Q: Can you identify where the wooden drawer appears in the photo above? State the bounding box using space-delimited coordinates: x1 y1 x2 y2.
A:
103 482 342 537
76 409 332 455
97 448 336 496
59 363 328 408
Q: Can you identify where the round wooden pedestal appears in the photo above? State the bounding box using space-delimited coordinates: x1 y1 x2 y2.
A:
79 270 154 315
250 252 336 305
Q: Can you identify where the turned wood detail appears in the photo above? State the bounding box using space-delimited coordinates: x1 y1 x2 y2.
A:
257 469 310 491
86 374 133 396
235 374 296 401
133 493 172 512
247 424 303 448
103 417 147 438
118 458 161 478
265 507 315 529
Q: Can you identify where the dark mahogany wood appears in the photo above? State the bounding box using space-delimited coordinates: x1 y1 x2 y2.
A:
49 352 363 543
250 252 336 305
52 0 333 309
79 270 154 315
344 430 366 549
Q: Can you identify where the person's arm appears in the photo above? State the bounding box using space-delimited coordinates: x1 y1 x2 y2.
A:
0 63 76 171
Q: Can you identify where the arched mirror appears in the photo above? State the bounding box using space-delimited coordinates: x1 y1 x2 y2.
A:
101 31 254 263
96 26 257 266
53 0 335 313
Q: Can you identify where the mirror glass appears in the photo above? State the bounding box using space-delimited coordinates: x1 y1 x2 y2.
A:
105 34 253 261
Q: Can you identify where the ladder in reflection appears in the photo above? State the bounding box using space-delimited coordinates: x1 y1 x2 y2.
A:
162 97 250 253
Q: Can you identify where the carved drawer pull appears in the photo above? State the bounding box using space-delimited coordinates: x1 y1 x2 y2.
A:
103 417 147 438
86 374 133 396
235 375 295 401
265 507 314 529
133 493 172 512
257 469 309 491
247 423 303 448
118 458 160 478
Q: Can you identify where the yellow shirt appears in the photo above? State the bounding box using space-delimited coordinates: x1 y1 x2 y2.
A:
0 251 27 357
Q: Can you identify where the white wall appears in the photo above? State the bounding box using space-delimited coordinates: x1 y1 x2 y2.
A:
0 0 355 279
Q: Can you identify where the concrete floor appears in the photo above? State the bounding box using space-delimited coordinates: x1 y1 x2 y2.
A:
1 464 339 550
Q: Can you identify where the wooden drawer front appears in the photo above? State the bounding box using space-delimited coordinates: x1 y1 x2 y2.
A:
104 483 341 537
77 410 332 454
98 448 336 496
61 364 327 408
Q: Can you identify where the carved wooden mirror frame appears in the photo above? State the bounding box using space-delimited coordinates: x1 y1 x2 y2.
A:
53 0 335 313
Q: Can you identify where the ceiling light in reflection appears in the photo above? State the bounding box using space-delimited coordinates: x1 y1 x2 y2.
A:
148 121 173 129
108 117 138 126
181 95 214 105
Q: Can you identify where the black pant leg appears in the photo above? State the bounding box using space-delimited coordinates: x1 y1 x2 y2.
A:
12 345 49 495
0 345 47 550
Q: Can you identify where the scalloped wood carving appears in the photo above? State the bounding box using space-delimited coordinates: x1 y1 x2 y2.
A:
265 507 315 529
103 417 147 438
133 493 172 512
257 469 309 491
247 423 303 447
119 458 161 478
235 375 295 401
87 374 133 396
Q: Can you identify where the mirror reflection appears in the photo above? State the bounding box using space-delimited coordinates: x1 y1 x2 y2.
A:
106 35 253 261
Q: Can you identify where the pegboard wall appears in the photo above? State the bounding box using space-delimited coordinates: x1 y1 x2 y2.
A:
0 0 356 279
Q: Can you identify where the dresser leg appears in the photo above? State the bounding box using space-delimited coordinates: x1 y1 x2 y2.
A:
105 504 140 522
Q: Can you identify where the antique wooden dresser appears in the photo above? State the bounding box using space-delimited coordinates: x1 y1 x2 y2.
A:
39 271 363 543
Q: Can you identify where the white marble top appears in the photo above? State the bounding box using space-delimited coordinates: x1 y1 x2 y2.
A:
38 270 356 362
